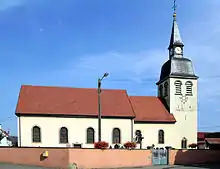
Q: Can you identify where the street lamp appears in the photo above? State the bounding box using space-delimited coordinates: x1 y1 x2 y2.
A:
98 72 109 142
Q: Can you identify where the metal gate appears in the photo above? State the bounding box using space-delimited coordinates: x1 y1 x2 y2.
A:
152 149 168 165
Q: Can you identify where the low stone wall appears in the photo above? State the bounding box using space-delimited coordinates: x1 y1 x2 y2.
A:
169 149 220 165
68 149 152 169
0 147 151 168
0 147 69 168
0 147 220 168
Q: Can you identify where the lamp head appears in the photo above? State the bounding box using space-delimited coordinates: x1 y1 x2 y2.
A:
103 72 109 77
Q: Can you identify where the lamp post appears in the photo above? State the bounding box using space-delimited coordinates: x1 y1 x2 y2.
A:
98 72 109 142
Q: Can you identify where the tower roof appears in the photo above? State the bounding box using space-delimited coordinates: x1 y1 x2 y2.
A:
157 6 198 84
158 57 198 83
168 12 184 49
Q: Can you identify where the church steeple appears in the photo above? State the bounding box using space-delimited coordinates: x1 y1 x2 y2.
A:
168 1 184 59
157 0 198 84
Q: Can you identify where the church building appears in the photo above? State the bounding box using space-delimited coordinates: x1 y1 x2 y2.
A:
15 11 198 149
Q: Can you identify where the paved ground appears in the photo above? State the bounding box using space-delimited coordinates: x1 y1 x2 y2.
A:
128 165 220 169
0 163 52 169
1 164 220 169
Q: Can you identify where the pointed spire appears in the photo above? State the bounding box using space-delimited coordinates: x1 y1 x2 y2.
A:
169 13 183 49
168 0 184 50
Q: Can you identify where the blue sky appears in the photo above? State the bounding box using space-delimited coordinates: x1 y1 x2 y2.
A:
0 0 220 135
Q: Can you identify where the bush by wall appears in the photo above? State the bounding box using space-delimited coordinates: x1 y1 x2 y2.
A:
124 141 136 149
94 141 109 149
188 143 197 149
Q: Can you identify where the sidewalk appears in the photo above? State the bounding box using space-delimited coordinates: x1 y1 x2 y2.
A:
1 163 220 169
0 163 52 169
105 164 220 169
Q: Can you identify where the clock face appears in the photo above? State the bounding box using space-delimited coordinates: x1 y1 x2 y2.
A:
175 47 182 54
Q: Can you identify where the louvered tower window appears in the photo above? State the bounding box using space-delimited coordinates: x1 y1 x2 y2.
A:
164 82 168 96
185 81 193 96
174 80 182 95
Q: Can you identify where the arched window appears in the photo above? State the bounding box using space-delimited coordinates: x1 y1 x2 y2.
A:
32 126 41 142
174 80 182 95
60 127 68 144
164 82 168 96
159 85 163 97
185 81 193 96
86 127 95 144
181 137 187 149
112 128 121 144
158 130 164 144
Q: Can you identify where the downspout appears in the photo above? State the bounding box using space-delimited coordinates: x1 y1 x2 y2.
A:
19 116 21 147
131 119 134 142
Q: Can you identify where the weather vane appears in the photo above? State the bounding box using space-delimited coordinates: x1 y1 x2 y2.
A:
172 0 177 13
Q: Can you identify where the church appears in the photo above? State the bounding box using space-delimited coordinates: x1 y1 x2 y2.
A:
15 11 198 149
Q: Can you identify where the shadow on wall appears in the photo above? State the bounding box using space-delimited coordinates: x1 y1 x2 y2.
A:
172 149 220 169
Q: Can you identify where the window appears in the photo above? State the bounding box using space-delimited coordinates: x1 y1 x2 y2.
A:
112 128 121 144
86 127 95 144
60 127 68 144
164 82 168 96
181 137 187 149
32 126 41 142
158 130 164 144
185 81 193 96
159 85 163 97
174 80 182 95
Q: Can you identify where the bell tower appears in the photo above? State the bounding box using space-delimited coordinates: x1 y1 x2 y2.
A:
156 1 199 149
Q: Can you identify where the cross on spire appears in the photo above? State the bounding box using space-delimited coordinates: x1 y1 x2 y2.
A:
172 0 177 13
168 0 184 58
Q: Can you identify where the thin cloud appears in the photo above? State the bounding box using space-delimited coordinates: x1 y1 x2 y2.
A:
32 49 166 88
30 1 220 131
5 1 220 132
0 0 25 11
28 1 220 101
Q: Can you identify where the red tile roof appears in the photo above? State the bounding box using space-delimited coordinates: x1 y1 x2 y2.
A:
129 96 176 122
205 138 220 144
16 85 135 118
15 85 176 122
198 132 206 139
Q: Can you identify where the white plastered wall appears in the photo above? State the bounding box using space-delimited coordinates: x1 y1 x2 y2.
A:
169 78 198 148
134 123 175 148
18 116 133 148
